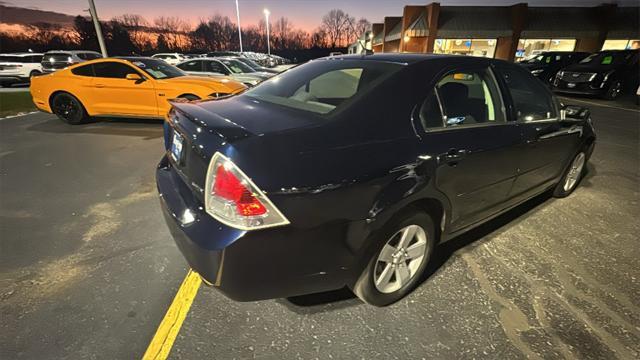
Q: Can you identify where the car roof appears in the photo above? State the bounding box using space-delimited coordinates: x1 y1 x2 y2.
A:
323 53 485 65
44 50 101 54
0 52 43 56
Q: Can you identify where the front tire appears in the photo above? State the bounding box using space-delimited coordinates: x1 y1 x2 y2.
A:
352 208 435 306
554 150 587 198
51 92 90 125
603 80 622 100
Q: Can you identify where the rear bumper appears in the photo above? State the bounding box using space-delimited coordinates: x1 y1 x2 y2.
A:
0 75 28 83
156 155 352 301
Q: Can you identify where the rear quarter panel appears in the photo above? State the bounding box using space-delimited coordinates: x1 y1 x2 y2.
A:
30 70 96 114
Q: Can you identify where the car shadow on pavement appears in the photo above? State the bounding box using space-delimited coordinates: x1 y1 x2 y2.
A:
281 183 575 313
27 117 163 139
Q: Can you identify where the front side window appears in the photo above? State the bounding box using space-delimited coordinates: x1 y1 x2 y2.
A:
177 60 202 72
495 64 556 121
83 53 102 60
420 67 505 129
246 60 401 115
219 59 254 74
579 51 635 66
93 62 138 79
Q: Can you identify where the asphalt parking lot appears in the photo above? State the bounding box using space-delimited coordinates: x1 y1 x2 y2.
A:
1 97 639 359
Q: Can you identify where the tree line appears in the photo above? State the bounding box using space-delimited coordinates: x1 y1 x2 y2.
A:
0 9 370 59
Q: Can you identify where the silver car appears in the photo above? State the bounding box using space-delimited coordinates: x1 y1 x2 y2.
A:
176 57 273 86
41 50 102 73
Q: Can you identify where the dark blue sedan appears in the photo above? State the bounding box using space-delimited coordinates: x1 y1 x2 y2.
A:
157 54 595 306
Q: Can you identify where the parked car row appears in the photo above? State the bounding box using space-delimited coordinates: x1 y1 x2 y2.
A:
519 49 640 100
175 57 274 86
30 57 246 124
1 49 291 87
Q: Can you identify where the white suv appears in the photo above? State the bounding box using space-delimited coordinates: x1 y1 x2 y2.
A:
0 53 44 86
151 53 185 66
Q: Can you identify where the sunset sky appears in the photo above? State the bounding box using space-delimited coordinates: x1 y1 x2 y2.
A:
7 0 637 32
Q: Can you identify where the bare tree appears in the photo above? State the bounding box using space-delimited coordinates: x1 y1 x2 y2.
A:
154 16 189 49
320 9 353 47
113 14 148 50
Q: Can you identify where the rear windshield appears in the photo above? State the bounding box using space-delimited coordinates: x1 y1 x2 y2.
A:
245 60 401 115
45 54 72 62
0 56 29 63
579 51 636 66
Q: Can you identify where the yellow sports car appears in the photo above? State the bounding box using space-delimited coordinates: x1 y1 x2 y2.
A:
30 57 247 124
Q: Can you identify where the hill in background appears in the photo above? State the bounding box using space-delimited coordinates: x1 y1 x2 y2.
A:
0 4 75 26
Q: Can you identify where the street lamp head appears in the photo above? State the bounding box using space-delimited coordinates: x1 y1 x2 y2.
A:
263 8 270 16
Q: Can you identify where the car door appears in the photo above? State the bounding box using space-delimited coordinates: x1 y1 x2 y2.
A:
494 63 581 199
90 61 158 117
417 65 521 232
177 59 204 76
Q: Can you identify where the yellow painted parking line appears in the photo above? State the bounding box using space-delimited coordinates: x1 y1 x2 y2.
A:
142 269 202 360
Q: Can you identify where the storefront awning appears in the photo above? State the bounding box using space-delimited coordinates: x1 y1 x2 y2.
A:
437 6 512 38
372 31 384 45
606 8 640 39
521 7 601 38
405 12 429 37
385 21 403 42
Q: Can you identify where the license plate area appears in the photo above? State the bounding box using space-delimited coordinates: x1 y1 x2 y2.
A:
170 131 184 163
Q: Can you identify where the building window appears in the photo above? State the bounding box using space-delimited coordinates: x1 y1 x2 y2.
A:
433 39 497 58
515 39 576 61
601 39 640 50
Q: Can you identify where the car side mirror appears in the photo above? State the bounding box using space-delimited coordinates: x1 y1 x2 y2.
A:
126 73 143 81
560 104 590 122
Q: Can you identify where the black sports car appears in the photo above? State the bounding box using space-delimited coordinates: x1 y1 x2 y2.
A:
519 51 589 85
157 54 595 306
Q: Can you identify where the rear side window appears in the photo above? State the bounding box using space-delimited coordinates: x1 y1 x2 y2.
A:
495 64 556 121
93 62 137 79
72 64 94 77
419 67 505 129
178 60 202 72
83 53 102 60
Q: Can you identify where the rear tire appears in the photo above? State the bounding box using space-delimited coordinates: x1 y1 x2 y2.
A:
553 150 587 198
51 92 90 125
351 208 435 306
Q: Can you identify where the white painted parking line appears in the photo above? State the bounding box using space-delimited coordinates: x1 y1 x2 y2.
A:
0 111 40 120
559 97 640 113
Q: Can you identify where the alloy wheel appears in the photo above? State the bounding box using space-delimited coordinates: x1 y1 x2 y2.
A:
609 82 622 99
373 224 429 293
563 152 586 192
53 95 79 122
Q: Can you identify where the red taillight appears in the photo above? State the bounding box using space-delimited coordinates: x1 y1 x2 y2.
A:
212 164 267 216
205 152 289 230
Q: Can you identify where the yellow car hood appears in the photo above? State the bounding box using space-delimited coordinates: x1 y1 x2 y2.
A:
161 76 246 93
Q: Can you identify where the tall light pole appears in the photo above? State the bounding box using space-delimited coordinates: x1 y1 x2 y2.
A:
234 0 243 53
87 0 107 57
263 8 270 55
